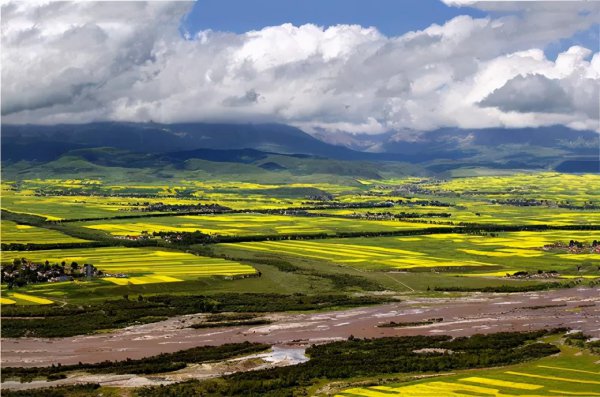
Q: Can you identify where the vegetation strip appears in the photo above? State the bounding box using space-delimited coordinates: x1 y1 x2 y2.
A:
1 342 269 382
1 293 393 337
433 282 576 293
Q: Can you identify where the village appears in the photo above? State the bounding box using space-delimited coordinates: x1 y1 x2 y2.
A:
542 239 600 254
1 258 103 288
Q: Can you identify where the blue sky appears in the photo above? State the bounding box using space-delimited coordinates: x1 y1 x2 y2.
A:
544 25 599 60
182 0 485 37
182 0 597 60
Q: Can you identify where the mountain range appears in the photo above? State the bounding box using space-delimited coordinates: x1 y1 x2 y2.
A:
2 122 598 175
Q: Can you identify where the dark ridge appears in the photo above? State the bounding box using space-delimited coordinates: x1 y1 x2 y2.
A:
259 161 287 171
555 160 600 173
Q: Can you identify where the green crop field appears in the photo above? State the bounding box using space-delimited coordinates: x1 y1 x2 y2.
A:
76 213 442 237
1 180 355 220
2 173 599 307
311 202 600 226
1 192 315 220
222 231 600 275
1 220 89 244
1 174 599 302
361 173 600 205
432 173 600 205
337 344 600 397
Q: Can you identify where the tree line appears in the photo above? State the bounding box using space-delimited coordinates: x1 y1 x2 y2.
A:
434 280 578 293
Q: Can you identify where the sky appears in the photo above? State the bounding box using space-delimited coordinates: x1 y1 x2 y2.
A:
1 0 599 134
182 0 487 39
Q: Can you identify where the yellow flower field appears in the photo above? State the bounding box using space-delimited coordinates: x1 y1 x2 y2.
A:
1 247 257 288
0 297 16 305
1 220 88 244
223 230 599 274
77 213 442 237
9 293 54 305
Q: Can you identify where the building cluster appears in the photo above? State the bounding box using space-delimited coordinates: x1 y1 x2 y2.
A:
132 202 230 213
542 240 600 254
1 258 101 288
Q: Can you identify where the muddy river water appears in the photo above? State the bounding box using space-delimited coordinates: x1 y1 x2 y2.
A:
2 288 598 369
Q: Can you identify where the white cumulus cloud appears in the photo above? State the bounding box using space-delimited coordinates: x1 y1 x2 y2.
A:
1 0 598 133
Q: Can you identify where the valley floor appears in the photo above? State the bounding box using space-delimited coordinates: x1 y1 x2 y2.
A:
1 173 599 396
